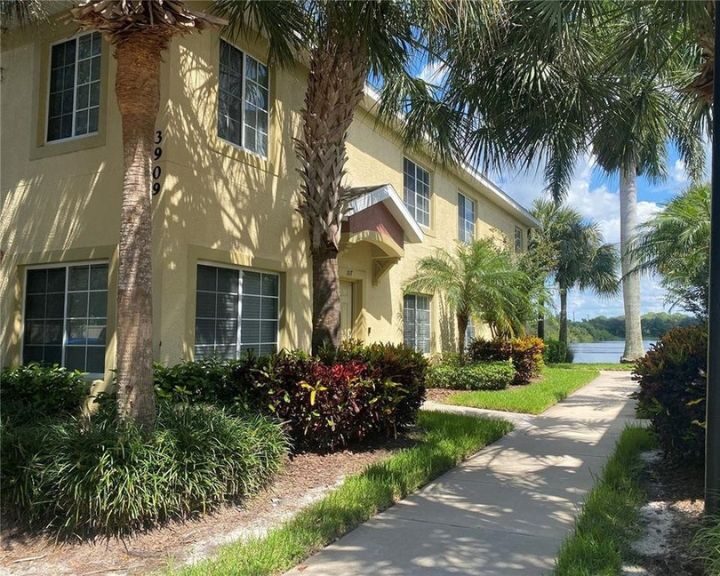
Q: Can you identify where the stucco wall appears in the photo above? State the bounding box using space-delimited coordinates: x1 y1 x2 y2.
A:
1 19 532 379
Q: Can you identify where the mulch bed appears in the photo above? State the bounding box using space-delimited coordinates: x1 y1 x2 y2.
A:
0 437 414 576
634 452 706 575
425 388 458 403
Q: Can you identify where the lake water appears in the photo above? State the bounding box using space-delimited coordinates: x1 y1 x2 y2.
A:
568 340 656 364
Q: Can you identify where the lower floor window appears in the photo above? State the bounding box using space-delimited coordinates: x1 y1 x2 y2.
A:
194 264 279 359
23 263 108 374
403 294 430 353
465 321 475 349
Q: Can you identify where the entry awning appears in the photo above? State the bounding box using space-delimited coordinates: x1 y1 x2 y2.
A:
345 184 424 244
341 184 424 285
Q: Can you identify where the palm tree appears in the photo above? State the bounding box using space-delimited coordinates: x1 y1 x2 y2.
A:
630 183 711 318
529 199 619 349
215 0 491 354
523 201 580 340
440 2 706 362
69 1 222 429
404 239 530 356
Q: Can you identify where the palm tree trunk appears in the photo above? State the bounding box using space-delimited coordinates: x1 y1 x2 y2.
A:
311 245 341 353
620 161 645 362
114 35 164 430
559 287 568 347
537 294 545 339
457 313 469 359
296 20 368 354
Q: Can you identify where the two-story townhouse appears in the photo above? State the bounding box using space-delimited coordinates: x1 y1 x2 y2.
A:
0 14 538 390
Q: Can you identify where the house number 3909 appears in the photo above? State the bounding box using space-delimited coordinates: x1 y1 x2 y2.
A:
152 129 163 197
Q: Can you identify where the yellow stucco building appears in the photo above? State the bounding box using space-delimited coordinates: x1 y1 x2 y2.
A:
0 18 538 386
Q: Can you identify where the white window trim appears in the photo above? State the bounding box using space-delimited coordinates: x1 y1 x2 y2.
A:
458 192 476 244
21 260 109 378
403 158 432 228
195 261 280 358
44 32 102 145
217 38 269 159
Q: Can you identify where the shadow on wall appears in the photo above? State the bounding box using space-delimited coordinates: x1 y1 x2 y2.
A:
155 38 312 361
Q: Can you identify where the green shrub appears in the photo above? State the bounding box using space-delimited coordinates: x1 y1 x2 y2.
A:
0 364 89 421
1 403 287 536
543 339 574 364
634 325 707 462
248 348 425 452
333 340 428 429
468 336 544 384
155 342 427 453
427 361 514 390
154 356 256 407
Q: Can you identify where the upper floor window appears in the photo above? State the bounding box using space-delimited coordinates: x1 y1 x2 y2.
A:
458 193 476 243
218 40 269 157
47 32 102 142
403 158 430 227
23 263 108 374
514 226 524 252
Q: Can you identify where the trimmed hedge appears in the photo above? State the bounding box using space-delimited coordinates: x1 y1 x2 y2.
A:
543 339 574 364
427 361 515 390
634 325 707 462
0 364 89 422
1 403 287 536
155 342 427 453
468 337 545 384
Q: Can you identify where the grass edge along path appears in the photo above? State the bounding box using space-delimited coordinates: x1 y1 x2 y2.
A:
554 426 656 575
446 366 601 415
173 411 512 576
549 362 634 371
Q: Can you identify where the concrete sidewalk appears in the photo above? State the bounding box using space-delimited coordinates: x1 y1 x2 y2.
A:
285 371 638 576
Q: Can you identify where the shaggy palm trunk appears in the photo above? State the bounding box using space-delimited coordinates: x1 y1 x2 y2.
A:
296 22 368 355
114 35 165 430
457 313 469 360
559 287 568 347
311 245 341 354
619 162 645 362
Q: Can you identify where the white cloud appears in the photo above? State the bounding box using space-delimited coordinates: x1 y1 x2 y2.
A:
418 60 447 84
494 157 668 317
672 159 688 184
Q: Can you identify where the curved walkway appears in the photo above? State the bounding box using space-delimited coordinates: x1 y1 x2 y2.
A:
285 371 638 576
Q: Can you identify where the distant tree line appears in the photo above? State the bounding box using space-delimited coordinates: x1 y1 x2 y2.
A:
537 312 700 343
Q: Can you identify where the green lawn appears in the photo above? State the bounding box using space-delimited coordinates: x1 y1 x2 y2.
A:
554 427 655 575
549 362 635 371
173 412 512 576
445 366 600 414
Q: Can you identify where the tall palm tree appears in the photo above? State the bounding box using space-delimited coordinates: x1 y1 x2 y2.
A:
440 1 706 362
215 0 492 354
70 0 222 429
630 183 711 318
404 239 530 356
529 199 619 349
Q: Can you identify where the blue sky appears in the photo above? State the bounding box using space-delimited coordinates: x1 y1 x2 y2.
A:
413 57 705 320
494 145 701 320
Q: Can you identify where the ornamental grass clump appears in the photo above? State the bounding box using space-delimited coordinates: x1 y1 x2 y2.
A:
1 403 288 537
